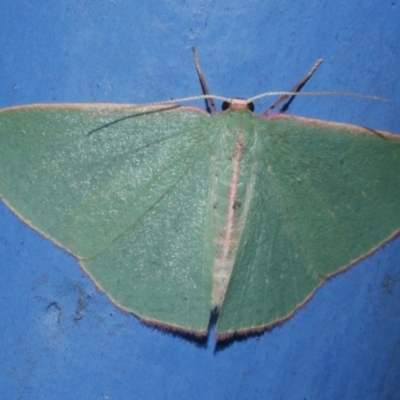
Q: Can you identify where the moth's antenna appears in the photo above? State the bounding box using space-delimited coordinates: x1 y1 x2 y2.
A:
262 58 323 116
248 91 386 103
192 47 218 114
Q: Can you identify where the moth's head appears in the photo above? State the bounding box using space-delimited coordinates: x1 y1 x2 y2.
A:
221 98 255 112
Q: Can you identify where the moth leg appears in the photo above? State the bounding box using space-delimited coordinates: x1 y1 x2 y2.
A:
191 47 218 114
262 58 323 116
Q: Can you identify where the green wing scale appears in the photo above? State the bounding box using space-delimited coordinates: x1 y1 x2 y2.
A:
0 104 217 334
217 113 400 337
1 103 399 338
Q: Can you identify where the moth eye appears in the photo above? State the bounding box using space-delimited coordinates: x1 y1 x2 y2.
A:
247 102 255 112
222 101 230 111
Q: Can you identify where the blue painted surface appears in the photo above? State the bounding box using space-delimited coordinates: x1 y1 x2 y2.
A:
0 1 399 399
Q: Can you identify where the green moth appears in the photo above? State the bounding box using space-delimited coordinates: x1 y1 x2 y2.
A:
1 62 399 340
